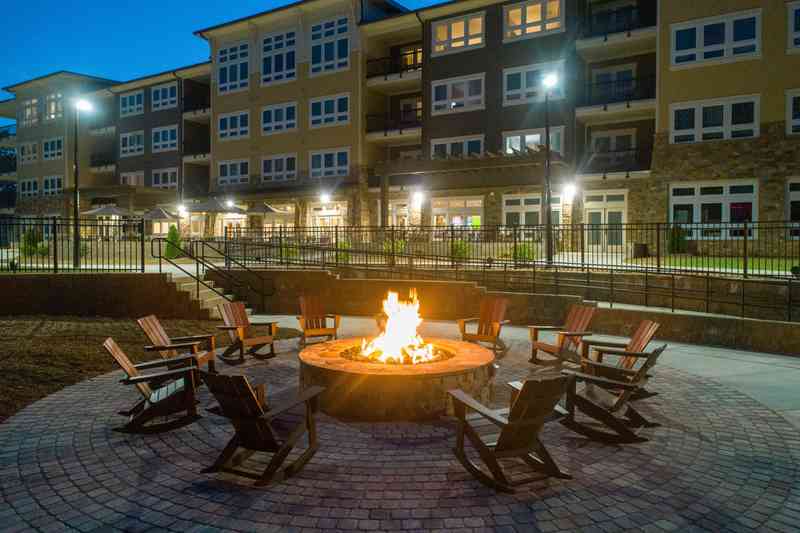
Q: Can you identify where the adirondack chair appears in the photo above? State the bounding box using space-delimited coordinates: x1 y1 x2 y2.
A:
137 315 217 373
458 296 511 356
559 344 667 444
102 338 199 433
529 304 596 366
296 294 341 347
217 301 279 362
201 371 325 486
448 376 571 492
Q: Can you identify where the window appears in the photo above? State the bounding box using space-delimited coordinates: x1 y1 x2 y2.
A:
44 93 63 121
218 160 250 185
42 176 62 196
262 102 297 135
671 9 761 67
432 74 485 115
503 194 542 226
120 91 144 117
19 142 38 164
670 95 759 144
789 2 800 51
310 148 349 178
432 13 484 55
43 137 63 160
151 83 178 110
120 171 144 186
788 89 800 135
262 30 296 85
504 0 563 42
669 180 757 239
120 131 145 157
309 94 349 128
503 127 564 155
20 98 38 127
19 179 38 198
589 129 635 168
310 18 349 75
431 197 483 227
152 168 178 189
218 111 249 140
789 180 800 238
431 135 484 158
218 42 250 94
262 154 297 182
503 61 564 105
152 125 178 152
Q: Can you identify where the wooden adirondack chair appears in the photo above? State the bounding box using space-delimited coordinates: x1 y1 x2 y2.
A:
458 296 510 356
102 338 199 433
217 301 279 362
201 371 325 486
559 344 667 444
448 376 571 492
529 305 596 366
137 315 217 373
297 294 341 347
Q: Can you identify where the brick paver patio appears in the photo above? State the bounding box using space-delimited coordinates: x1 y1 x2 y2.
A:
1 318 799 532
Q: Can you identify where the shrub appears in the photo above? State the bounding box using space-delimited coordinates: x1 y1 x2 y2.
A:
382 238 407 255
20 229 42 257
79 242 89 258
336 240 352 264
36 242 50 257
165 225 182 260
513 243 537 264
450 239 469 263
668 226 688 254
279 244 299 261
792 265 800 279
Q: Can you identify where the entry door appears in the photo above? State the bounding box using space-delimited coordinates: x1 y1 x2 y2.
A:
594 67 635 103
585 208 625 251
399 97 422 124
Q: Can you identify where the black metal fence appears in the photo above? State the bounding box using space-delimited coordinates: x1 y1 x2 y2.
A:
0 217 146 272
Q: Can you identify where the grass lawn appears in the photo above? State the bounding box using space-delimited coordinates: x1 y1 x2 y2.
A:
631 255 799 273
0 316 300 423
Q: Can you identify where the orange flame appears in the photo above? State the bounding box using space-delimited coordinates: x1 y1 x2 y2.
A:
361 289 436 364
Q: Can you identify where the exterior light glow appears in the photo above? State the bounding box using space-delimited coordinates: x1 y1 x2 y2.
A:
320 193 331 204
225 200 235 208
412 191 424 209
562 183 577 203
542 73 559 90
74 99 93 112
177 204 188 218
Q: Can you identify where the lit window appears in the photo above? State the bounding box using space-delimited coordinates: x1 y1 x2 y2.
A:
218 160 250 185
20 179 39 198
20 99 39 127
503 194 542 226
152 168 178 189
262 30 297 85
262 102 297 135
42 137 64 160
152 125 178 152
217 42 250 94
504 0 563 41
431 74 484 115
120 91 144 117
671 9 760 67
789 2 800 51
218 111 249 140
788 89 800 135
432 13 484 55
503 61 564 105
44 93 63 121
309 94 349 128
310 148 349 178
503 127 564 155
431 135 484 158
151 83 178 110
120 171 144 186
120 131 145 157
42 176 63 196
788 180 800 238
671 95 759 144
262 154 297 182
310 18 349 75
19 142 38 164
669 181 757 239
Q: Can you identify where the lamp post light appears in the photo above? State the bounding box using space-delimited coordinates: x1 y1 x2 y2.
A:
72 98 93 269
542 73 559 266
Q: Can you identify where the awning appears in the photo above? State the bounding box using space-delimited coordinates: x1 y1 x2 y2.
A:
247 203 291 215
142 207 179 220
186 197 246 214
81 205 135 217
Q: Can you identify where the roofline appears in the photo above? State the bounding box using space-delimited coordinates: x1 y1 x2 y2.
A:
194 0 307 38
106 61 211 93
3 70 119 93
361 0 505 26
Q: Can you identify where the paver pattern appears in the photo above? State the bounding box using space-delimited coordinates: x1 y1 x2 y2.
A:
1 326 799 533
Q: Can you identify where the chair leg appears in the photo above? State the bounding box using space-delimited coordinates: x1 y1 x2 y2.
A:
524 439 571 480
454 423 513 492
220 341 245 363
560 394 647 444
203 435 241 473
624 405 661 429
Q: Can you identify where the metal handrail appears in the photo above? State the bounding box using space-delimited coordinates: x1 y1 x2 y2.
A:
366 48 423 78
582 76 656 106
583 5 655 38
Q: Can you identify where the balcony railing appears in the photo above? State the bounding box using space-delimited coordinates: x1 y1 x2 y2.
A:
0 151 16 174
580 145 652 175
0 124 16 141
582 5 656 38
367 48 423 79
184 96 211 113
366 109 422 134
581 76 656 107
90 153 116 168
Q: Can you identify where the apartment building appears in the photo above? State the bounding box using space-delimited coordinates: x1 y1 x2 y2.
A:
0 121 15 214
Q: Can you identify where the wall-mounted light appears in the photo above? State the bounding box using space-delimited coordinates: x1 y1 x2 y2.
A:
225 199 235 208
320 193 331 204
177 204 188 218
562 183 577 203
412 191 424 209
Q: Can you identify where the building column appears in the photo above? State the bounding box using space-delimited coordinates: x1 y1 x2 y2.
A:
380 174 389 227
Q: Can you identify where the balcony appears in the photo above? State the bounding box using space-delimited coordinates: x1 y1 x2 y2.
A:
579 145 653 177
366 110 422 144
0 124 16 148
90 153 116 173
0 149 16 177
366 49 422 94
577 5 657 61
576 76 656 124
183 97 211 123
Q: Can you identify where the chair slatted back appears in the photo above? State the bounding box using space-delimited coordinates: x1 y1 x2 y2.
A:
218 302 251 343
137 315 176 359
621 320 660 368
562 305 596 352
477 297 508 337
300 295 327 330
103 338 152 399
201 372 280 452
614 344 667 408
496 376 567 453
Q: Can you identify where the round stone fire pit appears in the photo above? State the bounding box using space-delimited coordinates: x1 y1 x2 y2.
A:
299 338 495 421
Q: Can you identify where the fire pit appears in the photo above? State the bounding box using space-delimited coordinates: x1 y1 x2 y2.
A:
298 290 495 420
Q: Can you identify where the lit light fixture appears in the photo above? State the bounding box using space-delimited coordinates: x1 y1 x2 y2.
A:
320 193 331 204
225 199 235 208
177 204 188 218
542 73 559 90
412 191 424 209
74 99 93 112
562 183 577 203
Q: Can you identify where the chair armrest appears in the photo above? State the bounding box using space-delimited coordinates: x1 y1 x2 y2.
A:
144 341 200 352
529 325 563 332
459 318 479 323
216 325 241 331
507 381 524 392
561 369 640 390
171 334 215 342
265 386 325 419
582 339 628 349
448 389 508 427
581 359 639 375
559 331 593 337
250 320 280 327
122 367 195 385
593 347 653 358
134 353 197 370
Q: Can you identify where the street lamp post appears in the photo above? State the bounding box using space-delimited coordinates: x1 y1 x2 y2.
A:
72 99 93 269
542 73 559 266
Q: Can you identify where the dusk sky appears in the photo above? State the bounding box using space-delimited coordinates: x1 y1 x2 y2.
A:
0 0 445 125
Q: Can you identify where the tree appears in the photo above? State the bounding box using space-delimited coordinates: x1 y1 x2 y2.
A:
165 225 182 259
